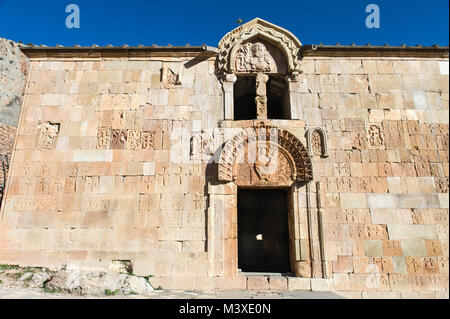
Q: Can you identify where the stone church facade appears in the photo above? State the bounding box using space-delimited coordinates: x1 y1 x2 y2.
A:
0 18 448 297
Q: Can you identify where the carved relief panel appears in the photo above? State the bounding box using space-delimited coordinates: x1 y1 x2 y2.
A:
233 40 287 75
218 125 313 187
161 64 181 88
97 128 156 150
305 127 329 158
37 122 60 150
365 123 385 149
190 130 214 161
233 141 295 187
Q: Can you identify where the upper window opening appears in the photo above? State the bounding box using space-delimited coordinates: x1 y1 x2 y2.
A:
234 76 256 120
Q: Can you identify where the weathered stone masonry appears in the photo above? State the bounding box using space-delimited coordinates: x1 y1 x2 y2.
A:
0 18 448 297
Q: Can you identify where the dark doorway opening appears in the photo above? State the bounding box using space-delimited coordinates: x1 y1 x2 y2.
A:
237 188 290 273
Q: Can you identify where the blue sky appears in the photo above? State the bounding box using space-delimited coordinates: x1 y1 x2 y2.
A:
0 0 448 47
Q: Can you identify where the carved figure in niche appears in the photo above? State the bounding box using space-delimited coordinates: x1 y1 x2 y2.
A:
235 42 273 72
254 144 277 181
190 134 201 158
161 65 181 88
366 123 384 148
37 122 60 150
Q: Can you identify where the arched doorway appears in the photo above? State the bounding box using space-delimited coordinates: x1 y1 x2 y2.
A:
208 125 317 277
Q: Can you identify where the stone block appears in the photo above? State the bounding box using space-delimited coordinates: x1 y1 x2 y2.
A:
332 255 353 273
331 273 350 290
268 276 288 291
246 276 269 290
365 240 383 257
400 240 427 257
287 277 311 291
340 193 366 209
310 278 330 291
367 194 399 209
392 256 408 274
388 225 437 240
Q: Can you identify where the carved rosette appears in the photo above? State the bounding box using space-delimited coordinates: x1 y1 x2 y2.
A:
218 125 313 186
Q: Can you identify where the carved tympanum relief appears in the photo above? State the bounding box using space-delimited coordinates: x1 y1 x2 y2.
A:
218 125 312 187
235 42 276 73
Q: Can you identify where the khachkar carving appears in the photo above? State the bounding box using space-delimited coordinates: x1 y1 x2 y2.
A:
127 130 142 150
142 131 155 149
218 18 302 75
305 127 329 158
218 125 313 187
161 64 181 88
97 128 155 150
190 130 214 161
235 42 275 73
97 128 111 149
255 72 269 119
365 123 385 148
37 122 60 150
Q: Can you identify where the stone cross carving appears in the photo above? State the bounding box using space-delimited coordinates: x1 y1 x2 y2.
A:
255 72 269 119
305 127 329 158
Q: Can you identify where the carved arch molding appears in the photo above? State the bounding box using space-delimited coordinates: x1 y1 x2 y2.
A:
218 125 313 187
217 18 303 75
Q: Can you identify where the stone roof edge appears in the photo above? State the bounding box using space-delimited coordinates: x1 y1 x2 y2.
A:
299 45 449 58
19 44 449 59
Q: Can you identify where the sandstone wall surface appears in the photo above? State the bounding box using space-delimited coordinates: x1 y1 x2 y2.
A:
0 52 448 297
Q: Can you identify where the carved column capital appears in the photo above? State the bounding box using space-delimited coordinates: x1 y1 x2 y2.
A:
285 71 301 82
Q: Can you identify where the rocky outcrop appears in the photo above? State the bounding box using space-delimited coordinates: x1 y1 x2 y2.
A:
0 38 29 127
0 38 29 205
45 269 155 296
0 265 155 296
